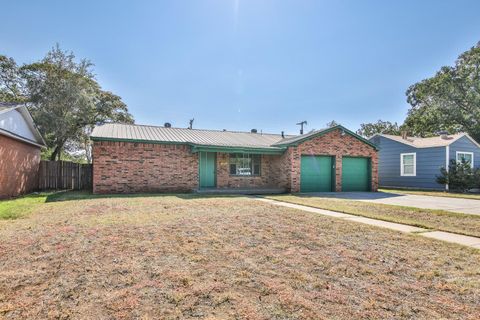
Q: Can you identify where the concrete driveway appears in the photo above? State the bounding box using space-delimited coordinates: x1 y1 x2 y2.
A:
307 192 480 215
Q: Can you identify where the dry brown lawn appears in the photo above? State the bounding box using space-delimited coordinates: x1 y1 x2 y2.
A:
380 188 480 200
265 194 480 238
0 193 479 319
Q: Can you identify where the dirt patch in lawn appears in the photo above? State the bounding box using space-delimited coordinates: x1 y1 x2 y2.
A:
265 194 480 238
0 194 479 319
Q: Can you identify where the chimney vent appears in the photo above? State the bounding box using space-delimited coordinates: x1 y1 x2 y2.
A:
251 129 257 133
164 122 172 128
438 131 449 140
401 131 408 140
281 131 285 138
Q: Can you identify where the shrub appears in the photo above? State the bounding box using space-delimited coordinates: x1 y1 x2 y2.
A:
436 159 477 192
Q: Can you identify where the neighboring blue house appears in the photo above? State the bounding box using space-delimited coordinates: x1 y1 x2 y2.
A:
369 133 480 190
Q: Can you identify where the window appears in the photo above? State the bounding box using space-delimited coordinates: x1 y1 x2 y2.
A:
456 151 474 168
229 154 261 176
400 153 416 176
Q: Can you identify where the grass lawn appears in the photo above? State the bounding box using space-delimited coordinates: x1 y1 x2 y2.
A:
0 192 479 319
381 188 480 200
264 194 480 238
0 193 54 219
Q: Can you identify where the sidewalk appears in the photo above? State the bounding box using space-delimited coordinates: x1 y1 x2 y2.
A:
256 197 480 249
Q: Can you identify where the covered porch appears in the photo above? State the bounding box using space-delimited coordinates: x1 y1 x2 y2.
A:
192 145 289 192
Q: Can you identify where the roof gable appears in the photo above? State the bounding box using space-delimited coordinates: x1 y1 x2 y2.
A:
273 125 379 150
0 102 45 147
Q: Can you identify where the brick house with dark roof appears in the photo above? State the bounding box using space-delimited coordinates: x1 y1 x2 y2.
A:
90 123 378 194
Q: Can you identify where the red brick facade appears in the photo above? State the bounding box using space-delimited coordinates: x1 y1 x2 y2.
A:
0 134 41 199
92 128 378 194
93 141 198 193
216 153 286 189
286 129 378 192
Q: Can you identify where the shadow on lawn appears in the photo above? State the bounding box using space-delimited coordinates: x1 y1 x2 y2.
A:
45 191 245 203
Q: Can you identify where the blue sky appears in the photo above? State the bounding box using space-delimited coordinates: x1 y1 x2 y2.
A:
1 1 480 134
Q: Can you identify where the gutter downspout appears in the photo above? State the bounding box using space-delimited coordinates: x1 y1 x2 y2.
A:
445 145 449 191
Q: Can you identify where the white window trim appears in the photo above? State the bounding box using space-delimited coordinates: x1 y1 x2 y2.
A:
456 151 474 168
400 152 416 177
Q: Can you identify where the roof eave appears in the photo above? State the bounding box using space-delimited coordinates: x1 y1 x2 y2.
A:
191 145 286 155
0 128 46 148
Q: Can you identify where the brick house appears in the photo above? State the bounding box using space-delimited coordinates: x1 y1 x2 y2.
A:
90 123 378 194
0 103 46 198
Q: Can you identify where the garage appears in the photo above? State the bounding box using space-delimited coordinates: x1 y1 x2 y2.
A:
342 157 370 191
300 155 334 192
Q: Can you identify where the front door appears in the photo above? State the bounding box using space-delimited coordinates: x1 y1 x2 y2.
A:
199 152 216 188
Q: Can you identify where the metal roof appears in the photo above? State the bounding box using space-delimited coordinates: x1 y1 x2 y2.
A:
271 128 329 146
91 123 378 151
373 133 480 148
91 123 291 150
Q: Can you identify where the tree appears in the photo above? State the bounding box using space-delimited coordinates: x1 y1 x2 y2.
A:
404 42 480 141
0 55 26 102
17 45 133 161
356 120 401 137
437 159 478 192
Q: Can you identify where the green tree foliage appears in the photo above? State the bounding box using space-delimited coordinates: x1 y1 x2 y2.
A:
405 42 480 141
356 120 401 137
0 55 26 102
437 159 479 192
1 45 133 161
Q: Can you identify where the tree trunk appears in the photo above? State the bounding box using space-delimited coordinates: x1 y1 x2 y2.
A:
50 144 62 161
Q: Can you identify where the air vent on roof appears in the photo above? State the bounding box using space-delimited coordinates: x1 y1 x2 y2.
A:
438 131 449 140
251 129 257 133
164 122 172 128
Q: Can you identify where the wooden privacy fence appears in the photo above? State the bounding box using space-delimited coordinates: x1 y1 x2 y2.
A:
39 161 92 190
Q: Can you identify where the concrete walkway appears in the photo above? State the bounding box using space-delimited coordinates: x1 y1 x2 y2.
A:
305 192 480 215
256 197 480 249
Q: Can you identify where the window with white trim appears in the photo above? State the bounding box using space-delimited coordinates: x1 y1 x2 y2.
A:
400 153 416 176
229 154 261 176
456 151 474 168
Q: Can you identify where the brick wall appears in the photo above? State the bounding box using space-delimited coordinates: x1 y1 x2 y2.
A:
215 153 286 189
92 141 198 193
0 134 41 199
286 128 378 192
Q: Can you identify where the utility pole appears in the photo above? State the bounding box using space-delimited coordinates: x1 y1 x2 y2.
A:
296 120 307 134
189 118 194 129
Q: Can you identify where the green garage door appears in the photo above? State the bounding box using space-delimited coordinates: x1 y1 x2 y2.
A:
342 157 370 191
300 155 334 192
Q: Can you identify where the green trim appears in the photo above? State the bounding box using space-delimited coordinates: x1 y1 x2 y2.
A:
91 137 286 154
275 125 379 150
191 145 285 155
90 136 190 146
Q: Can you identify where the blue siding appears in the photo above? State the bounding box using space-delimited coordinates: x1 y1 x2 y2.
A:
449 136 480 169
370 136 446 190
